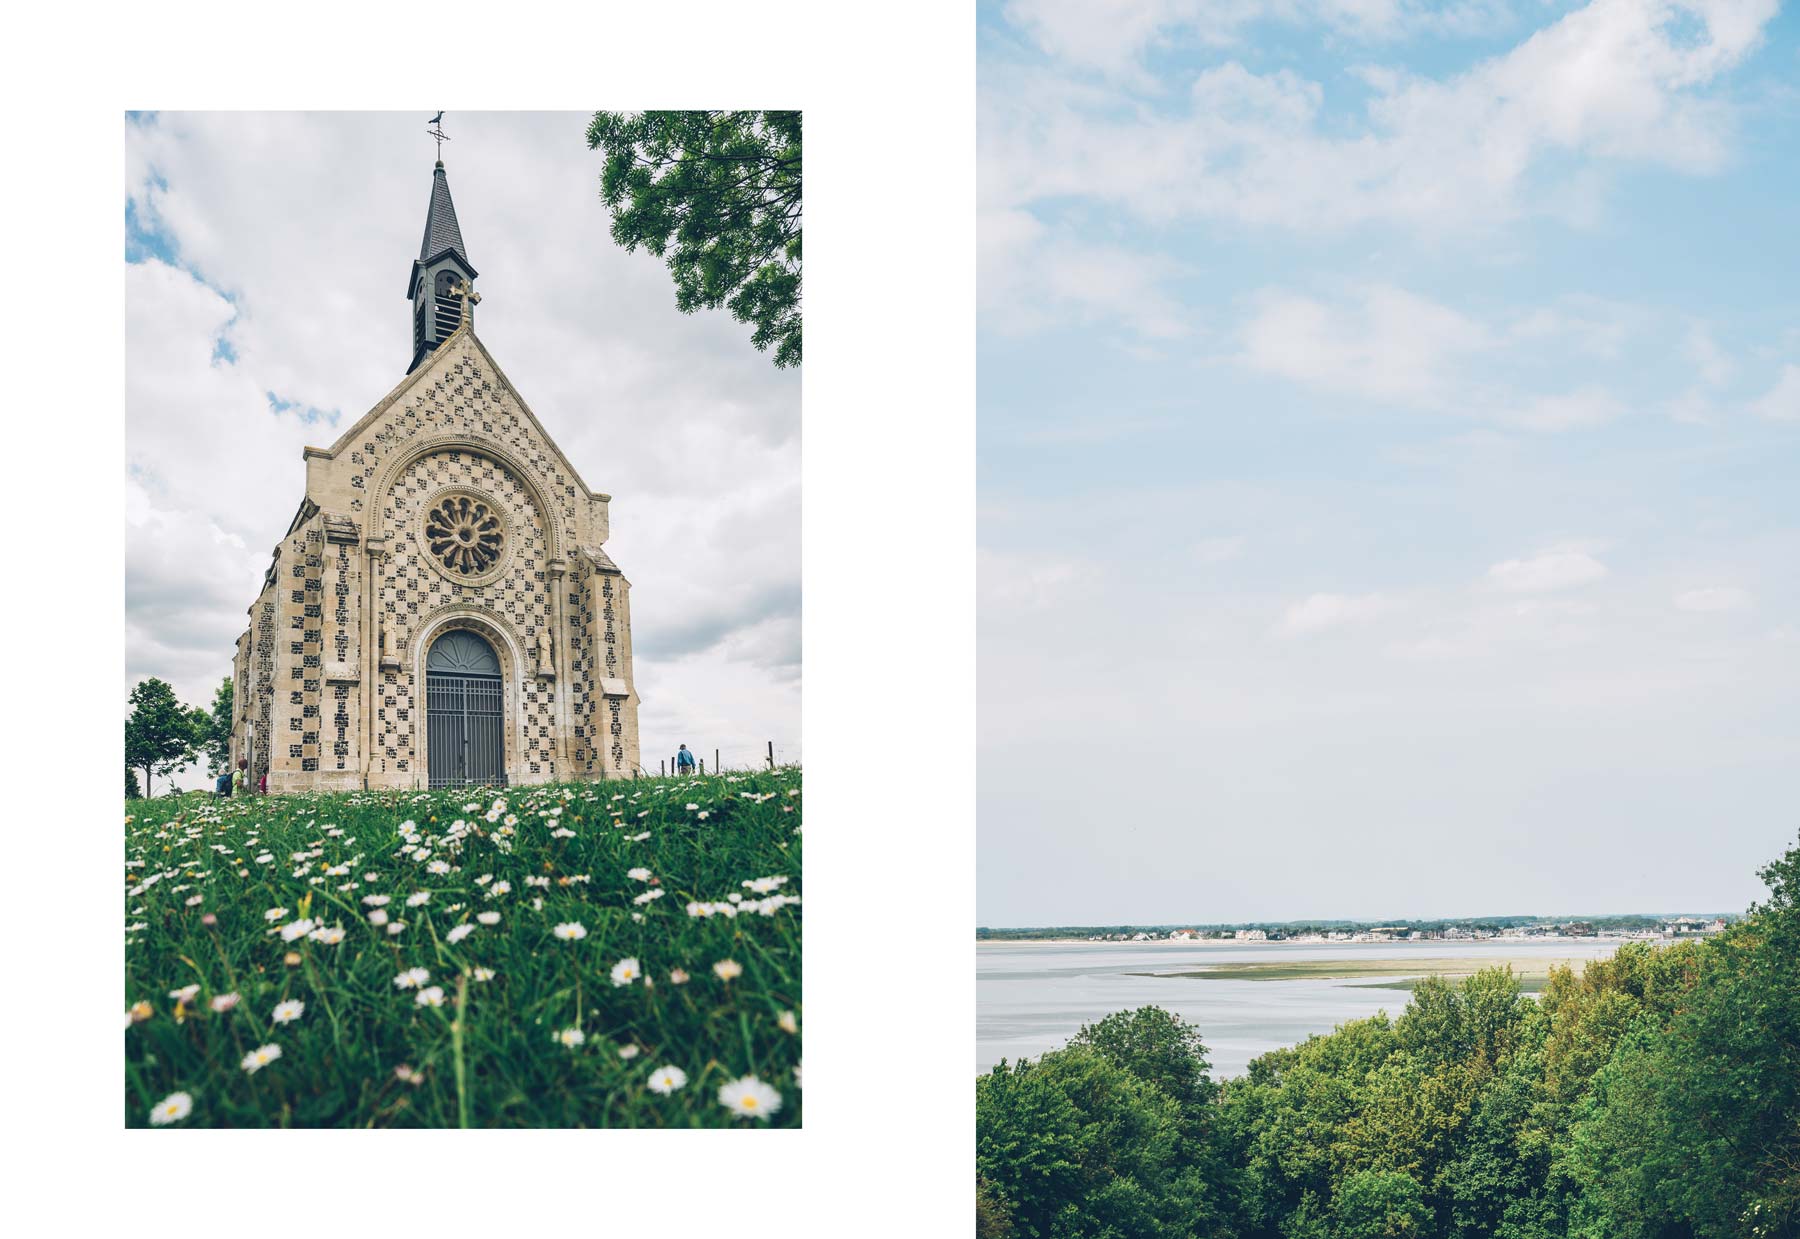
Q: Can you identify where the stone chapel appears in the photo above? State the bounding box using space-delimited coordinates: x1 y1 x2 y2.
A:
230 157 641 791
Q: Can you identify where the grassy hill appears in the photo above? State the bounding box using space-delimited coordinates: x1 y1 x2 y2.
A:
124 768 801 1128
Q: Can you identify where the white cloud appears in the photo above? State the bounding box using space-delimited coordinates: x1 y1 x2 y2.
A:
125 112 799 782
1485 547 1609 592
980 209 1188 339
1000 0 1519 81
1676 586 1753 612
1750 363 1800 421
1241 284 1488 405
1277 591 1397 636
1502 385 1627 432
986 0 1778 231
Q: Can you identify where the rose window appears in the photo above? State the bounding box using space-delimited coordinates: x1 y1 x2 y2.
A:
425 495 505 576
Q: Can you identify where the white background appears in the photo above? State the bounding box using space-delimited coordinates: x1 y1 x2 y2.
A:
3 1 973 1231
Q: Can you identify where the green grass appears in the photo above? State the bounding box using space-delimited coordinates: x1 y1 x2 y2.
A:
124 768 801 1128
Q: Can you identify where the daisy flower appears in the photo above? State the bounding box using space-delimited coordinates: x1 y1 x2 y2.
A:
610 957 641 987
168 984 200 1006
647 1065 688 1094
668 968 690 985
778 1010 799 1035
553 922 588 941
368 909 390 926
406 891 431 907
472 967 495 982
263 907 288 922
445 923 475 945
618 1044 640 1060
271 1000 305 1024
476 911 501 925
633 889 665 906
278 918 316 943
387 921 407 936
241 1044 282 1073
415 986 447 1008
210 992 240 1013
308 925 346 945
556 1026 585 1048
717 1075 782 1121
148 1091 194 1126
394 967 431 989
713 959 744 982
627 867 652 882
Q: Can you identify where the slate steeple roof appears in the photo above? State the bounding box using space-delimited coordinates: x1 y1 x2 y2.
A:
420 162 468 265
407 161 478 299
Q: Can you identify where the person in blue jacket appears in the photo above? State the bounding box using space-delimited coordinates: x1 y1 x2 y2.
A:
676 744 697 775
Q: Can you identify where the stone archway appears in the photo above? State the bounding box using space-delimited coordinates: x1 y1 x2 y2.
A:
424 629 505 789
408 608 527 789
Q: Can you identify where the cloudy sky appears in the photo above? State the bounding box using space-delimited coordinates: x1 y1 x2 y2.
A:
126 111 799 788
978 0 1800 925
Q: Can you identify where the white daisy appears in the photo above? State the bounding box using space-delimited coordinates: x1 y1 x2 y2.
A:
148 1091 194 1126
241 1044 282 1073
717 1075 782 1120
627 867 653 882
278 918 316 942
647 1064 688 1094
556 1026 586 1048
472 967 496 982
553 922 588 941
445 923 475 945
778 1010 799 1035
271 1000 305 1025
210 992 240 1013
618 1044 640 1060
394 967 431 989
476 911 501 925
713 959 744 982
308 925 346 945
406 891 432 907
415 986 447 1008
610 957 641 987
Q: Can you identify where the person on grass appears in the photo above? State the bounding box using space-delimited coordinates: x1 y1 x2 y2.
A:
676 744 697 776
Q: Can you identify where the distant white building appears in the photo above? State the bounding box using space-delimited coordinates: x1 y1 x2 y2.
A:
1234 928 1268 941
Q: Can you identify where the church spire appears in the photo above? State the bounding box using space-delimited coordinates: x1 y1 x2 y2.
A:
406 156 479 373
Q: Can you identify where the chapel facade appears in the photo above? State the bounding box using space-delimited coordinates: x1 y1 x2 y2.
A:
230 158 641 792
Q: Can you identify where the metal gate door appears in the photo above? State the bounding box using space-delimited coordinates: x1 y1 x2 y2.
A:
427 671 505 788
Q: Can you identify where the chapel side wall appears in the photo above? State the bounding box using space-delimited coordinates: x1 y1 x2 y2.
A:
229 630 250 773
567 554 599 778
266 515 327 794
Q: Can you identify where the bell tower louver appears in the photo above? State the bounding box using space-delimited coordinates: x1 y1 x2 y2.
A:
406 160 478 373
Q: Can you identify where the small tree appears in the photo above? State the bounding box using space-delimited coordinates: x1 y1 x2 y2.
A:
125 768 141 800
199 676 234 777
586 110 802 368
124 677 199 797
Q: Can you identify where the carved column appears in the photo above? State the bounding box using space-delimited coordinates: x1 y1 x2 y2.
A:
361 535 392 787
547 558 572 774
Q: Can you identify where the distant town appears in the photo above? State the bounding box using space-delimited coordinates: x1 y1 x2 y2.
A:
976 914 1733 943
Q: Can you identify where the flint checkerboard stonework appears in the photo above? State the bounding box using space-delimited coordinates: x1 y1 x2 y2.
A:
231 326 641 791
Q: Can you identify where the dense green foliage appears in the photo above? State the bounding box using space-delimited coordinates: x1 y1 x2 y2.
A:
585 110 801 368
977 834 1800 1238
200 676 234 777
125 676 203 796
125 769 801 1127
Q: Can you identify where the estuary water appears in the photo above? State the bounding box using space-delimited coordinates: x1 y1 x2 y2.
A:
977 938 1623 1079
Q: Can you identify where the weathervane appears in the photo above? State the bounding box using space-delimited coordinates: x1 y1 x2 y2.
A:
427 110 450 161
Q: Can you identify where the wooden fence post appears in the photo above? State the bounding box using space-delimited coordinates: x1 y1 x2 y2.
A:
767 740 774 769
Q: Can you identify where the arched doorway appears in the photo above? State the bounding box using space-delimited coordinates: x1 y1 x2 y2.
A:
426 628 505 788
